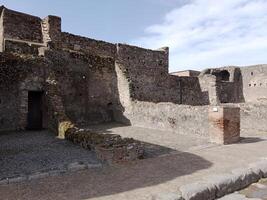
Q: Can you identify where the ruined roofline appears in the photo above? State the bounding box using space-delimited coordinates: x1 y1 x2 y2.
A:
116 43 169 53
2 6 43 20
201 64 267 71
170 69 200 73
1 5 168 54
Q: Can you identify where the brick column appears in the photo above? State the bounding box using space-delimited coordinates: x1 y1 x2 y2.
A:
208 106 240 144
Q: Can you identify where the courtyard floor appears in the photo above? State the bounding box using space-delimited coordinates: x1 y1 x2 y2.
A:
0 130 101 180
0 123 267 200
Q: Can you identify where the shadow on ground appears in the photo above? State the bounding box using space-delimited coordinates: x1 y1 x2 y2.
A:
239 137 266 144
0 124 213 200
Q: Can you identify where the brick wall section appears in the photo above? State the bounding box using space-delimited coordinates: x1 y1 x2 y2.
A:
2 8 43 43
208 106 240 144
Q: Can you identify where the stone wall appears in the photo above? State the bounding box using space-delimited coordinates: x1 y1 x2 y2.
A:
123 101 210 137
116 43 183 103
0 85 18 130
179 76 208 105
240 103 267 134
240 65 267 103
2 8 43 43
0 53 47 131
45 50 120 126
0 50 121 132
59 32 116 58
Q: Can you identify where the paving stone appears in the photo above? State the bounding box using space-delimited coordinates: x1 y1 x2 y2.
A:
87 163 102 169
8 176 27 184
67 162 87 172
151 192 183 200
48 169 65 176
179 181 216 200
0 178 8 185
218 193 262 200
28 172 49 180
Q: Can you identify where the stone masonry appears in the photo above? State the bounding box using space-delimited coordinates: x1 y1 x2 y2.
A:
0 5 267 153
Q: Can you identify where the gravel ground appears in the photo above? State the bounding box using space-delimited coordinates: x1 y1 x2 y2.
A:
0 130 101 179
1 124 267 200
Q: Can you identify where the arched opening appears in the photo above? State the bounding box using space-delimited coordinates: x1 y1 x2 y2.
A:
212 70 230 81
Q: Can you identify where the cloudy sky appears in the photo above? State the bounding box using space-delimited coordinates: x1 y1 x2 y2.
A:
2 0 267 72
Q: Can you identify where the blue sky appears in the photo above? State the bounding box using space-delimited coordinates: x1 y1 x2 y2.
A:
2 0 267 72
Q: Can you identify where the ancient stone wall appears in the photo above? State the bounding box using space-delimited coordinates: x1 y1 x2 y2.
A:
45 50 120 126
123 101 210 137
2 8 43 43
116 43 183 103
240 103 267 134
0 53 48 131
179 76 209 105
240 65 267 103
59 32 116 58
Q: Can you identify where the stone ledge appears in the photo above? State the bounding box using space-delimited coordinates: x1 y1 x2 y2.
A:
65 128 144 164
178 159 267 200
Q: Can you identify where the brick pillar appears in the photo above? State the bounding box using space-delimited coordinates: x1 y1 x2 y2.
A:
208 106 240 144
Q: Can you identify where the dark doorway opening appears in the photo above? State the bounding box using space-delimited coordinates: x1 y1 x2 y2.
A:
27 91 43 130
212 70 230 81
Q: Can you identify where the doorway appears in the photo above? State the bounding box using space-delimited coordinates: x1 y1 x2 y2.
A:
27 91 43 130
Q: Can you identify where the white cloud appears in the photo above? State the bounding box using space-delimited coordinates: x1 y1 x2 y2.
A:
132 0 267 72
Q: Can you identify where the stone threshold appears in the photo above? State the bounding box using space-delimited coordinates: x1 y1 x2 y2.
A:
153 158 267 200
0 161 102 185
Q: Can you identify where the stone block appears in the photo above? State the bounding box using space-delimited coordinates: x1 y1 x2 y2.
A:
151 192 183 200
204 173 241 198
67 162 87 172
208 106 240 144
28 172 49 180
179 181 216 200
231 168 260 189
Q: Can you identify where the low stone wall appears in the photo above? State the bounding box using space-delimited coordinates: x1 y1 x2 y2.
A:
240 102 267 134
65 128 144 163
121 102 210 138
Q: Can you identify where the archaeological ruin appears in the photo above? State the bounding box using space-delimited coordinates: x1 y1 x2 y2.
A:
1 6 267 162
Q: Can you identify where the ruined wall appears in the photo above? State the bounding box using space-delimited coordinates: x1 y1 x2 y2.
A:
199 67 245 104
0 53 48 131
59 32 116 58
0 85 18 130
116 44 183 103
240 65 267 102
2 8 43 43
123 101 210 137
46 50 119 126
240 103 267 134
179 76 209 105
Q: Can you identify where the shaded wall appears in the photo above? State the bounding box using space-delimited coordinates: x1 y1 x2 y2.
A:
45 50 119 126
116 44 174 103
